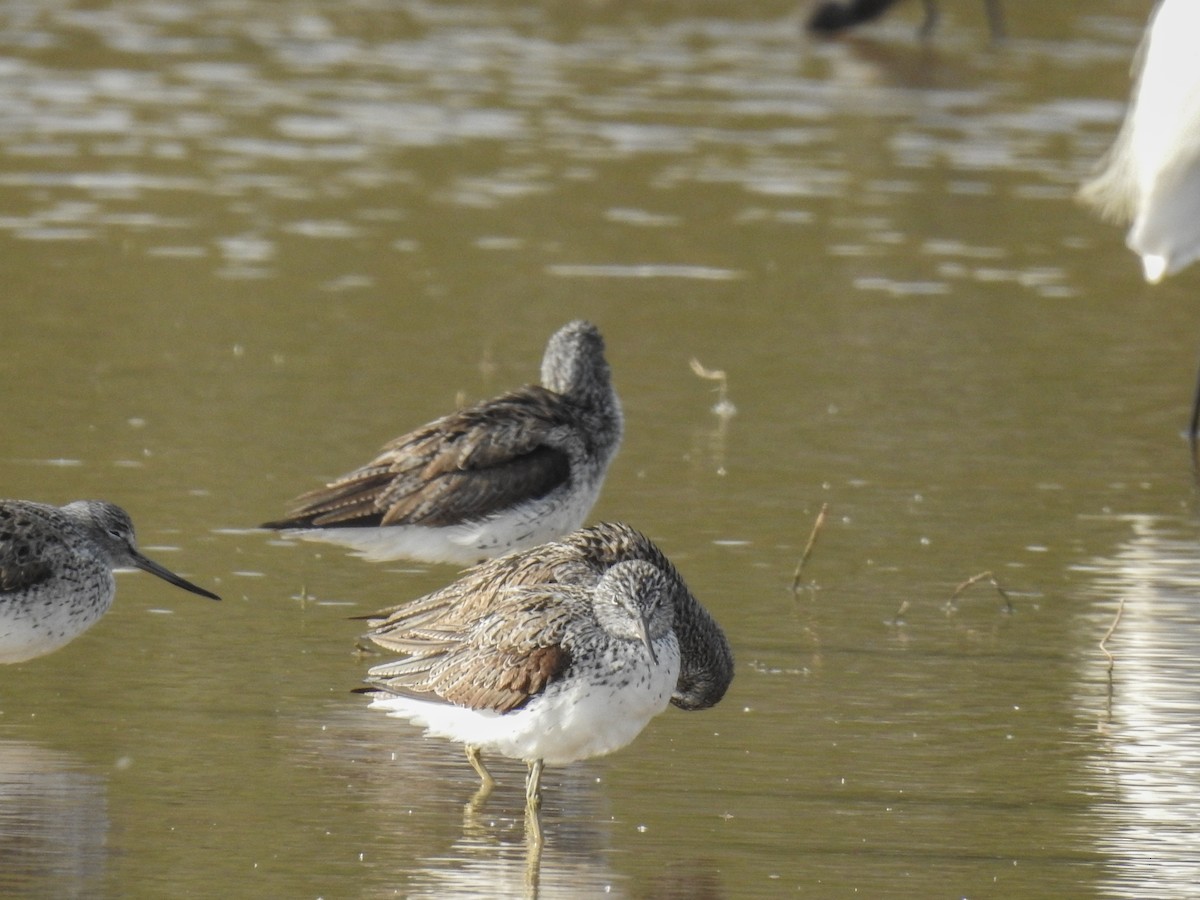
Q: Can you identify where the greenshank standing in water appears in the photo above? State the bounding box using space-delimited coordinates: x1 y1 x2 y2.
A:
262 321 623 565
0 500 220 663
356 522 733 817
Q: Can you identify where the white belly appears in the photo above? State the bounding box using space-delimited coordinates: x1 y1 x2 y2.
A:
0 577 114 663
369 637 681 765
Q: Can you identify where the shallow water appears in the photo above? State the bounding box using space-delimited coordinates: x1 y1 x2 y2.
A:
1 1 1199 897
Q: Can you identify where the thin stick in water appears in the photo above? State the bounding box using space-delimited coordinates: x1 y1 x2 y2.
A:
946 570 1013 614
1099 597 1126 675
690 357 736 418
791 503 828 595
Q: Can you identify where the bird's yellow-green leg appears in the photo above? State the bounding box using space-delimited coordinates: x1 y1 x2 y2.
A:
525 758 545 810
466 745 496 794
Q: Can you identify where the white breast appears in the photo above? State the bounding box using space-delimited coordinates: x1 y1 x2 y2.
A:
369 635 681 765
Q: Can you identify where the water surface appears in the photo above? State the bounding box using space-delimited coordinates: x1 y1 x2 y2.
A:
1 2 1197 897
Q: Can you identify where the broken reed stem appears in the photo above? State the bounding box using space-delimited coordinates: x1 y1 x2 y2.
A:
791 503 829 595
1099 597 1126 674
690 357 726 388
947 570 1013 613
689 357 734 416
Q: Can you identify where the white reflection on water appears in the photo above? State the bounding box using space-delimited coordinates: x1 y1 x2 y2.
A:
546 263 744 280
1073 515 1200 899
0 739 108 898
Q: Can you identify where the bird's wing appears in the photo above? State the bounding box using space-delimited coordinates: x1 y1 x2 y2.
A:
363 586 578 713
265 386 573 529
0 505 60 593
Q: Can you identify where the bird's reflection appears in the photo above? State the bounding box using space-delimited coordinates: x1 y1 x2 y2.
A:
0 739 108 898
1074 514 1200 899
299 707 628 899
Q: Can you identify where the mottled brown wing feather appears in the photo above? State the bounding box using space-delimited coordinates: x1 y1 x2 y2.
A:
263 386 573 529
361 542 591 640
433 644 570 712
379 445 569 527
365 588 578 713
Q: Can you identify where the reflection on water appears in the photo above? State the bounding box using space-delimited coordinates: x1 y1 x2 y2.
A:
298 707 634 899
403 825 605 900
1075 516 1200 899
0 739 108 899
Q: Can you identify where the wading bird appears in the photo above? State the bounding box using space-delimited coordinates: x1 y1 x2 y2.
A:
0 499 219 663
356 523 733 836
263 321 623 564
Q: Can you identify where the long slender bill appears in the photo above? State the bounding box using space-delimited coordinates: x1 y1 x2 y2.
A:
637 613 658 665
132 553 221 601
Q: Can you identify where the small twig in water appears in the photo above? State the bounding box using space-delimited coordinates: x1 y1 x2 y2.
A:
1099 597 1126 675
690 357 736 418
791 503 828 595
945 570 1013 614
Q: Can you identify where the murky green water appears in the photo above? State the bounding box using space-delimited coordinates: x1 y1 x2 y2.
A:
1 1 1198 897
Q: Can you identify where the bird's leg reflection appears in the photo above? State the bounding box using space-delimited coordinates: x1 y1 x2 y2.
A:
524 797 544 897
918 0 1004 41
983 0 1005 41
916 0 938 38
524 759 546 860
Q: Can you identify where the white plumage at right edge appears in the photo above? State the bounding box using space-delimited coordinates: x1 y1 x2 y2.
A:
1080 0 1200 283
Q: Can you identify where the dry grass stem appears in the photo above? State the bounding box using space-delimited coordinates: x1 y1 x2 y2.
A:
791 503 829 595
690 357 736 418
946 570 1013 614
1099 597 1126 674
